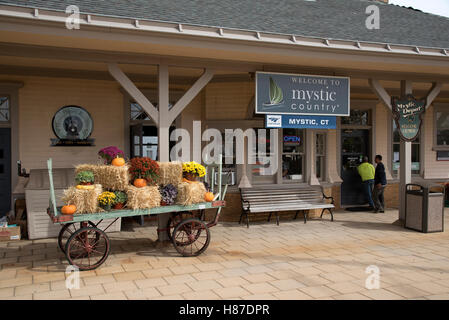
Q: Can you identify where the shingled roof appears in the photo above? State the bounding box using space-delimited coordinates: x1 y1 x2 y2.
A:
1 0 448 49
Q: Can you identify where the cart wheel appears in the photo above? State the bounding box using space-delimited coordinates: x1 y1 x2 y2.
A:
172 218 210 257
166 211 193 241
65 226 110 271
58 222 95 253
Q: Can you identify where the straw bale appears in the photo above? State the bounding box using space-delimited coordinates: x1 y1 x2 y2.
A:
176 182 207 205
156 161 183 186
75 164 129 191
62 184 102 214
126 185 161 210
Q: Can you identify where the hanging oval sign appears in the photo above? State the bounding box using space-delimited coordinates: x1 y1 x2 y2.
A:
391 94 426 142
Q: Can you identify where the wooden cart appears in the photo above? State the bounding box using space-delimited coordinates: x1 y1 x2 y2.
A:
46 158 228 271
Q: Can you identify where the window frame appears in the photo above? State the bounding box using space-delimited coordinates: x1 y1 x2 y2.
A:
315 131 327 182
0 95 11 125
433 104 449 151
391 118 421 176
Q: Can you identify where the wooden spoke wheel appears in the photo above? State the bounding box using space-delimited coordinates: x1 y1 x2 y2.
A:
166 211 193 241
172 218 210 257
65 226 110 271
58 222 95 253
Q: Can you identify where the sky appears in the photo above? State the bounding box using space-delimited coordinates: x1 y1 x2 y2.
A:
389 0 449 18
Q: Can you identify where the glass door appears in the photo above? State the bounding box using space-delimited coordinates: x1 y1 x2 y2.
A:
340 129 370 206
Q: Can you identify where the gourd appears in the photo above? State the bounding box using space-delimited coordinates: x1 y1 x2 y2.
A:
76 184 95 190
61 204 76 215
133 178 147 188
204 192 214 202
112 157 125 167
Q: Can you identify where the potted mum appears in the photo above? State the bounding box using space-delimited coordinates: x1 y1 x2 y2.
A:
98 191 116 211
113 191 127 209
182 161 206 182
129 157 160 187
98 146 125 165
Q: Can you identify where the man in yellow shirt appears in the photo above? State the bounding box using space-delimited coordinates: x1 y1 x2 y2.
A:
357 156 375 209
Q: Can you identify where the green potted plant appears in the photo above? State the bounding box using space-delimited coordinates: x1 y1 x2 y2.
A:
113 191 127 209
75 171 95 185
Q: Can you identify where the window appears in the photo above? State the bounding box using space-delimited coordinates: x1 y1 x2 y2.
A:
130 102 150 121
0 97 9 122
341 109 371 126
252 129 276 180
392 120 420 175
222 131 237 186
316 133 326 181
436 109 449 146
129 102 175 160
282 128 304 181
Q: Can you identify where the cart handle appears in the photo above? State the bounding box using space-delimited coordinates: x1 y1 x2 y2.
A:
47 159 59 217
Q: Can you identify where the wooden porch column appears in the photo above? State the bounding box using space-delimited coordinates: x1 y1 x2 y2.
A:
398 80 412 221
158 64 170 162
306 130 320 185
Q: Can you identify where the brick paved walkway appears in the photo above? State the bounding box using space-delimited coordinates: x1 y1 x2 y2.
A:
1 209 449 300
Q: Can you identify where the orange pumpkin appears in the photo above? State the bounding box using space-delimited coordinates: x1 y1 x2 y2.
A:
112 157 125 167
61 204 76 215
204 192 214 202
133 178 147 188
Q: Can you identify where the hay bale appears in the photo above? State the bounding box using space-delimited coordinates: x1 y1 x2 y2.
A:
62 184 102 214
75 164 129 191
156 161 183 186
176 182 206 206
126 185 161 210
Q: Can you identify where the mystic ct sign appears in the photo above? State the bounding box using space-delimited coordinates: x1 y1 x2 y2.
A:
255 71 350 116
265 114 336 129
391 94 426 142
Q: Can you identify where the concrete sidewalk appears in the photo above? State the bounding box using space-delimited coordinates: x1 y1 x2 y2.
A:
1 209 449 300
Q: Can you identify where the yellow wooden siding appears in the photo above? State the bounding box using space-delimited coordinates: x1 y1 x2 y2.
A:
423 105 449 179
205 82 253 120
17 76 124 170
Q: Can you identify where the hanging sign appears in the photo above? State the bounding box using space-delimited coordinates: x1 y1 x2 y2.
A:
256 71 350 116
265 114 336 129
391 95 426 142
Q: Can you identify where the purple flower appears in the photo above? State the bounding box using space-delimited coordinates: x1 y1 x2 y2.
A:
160 184 178 205
98 146 125 164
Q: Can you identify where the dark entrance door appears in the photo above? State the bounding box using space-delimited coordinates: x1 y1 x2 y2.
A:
341 129 370 206
0 128 11 217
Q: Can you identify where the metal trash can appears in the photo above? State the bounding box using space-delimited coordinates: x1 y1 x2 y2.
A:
405 183 444 233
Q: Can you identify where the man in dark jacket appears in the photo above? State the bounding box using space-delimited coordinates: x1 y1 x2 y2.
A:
373 155 387 213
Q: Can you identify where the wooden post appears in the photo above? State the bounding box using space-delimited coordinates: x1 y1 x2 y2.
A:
306 130 320 185
157 65 170 241
398 80 412 222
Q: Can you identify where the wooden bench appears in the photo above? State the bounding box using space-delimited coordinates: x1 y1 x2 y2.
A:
239 185 334 227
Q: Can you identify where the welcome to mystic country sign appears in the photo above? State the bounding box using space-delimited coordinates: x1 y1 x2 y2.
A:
391 94 426 142
255 71 350 117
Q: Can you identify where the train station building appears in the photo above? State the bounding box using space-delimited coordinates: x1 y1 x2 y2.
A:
0 0 448 231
